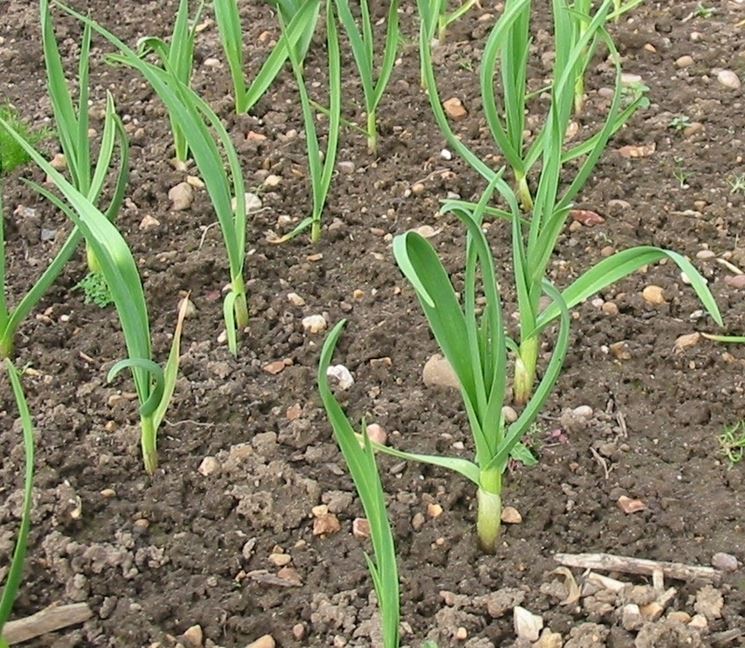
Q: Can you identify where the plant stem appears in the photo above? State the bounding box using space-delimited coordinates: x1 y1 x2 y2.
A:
311 219 321 243
574 73 585 114
515 172 533 212
140 415 157 474
0 334 13 360
476 468 502 553
514 335 538 405
366 109 377 155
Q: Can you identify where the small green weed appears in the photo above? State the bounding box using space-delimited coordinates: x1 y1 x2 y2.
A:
75 272 113 308
0 105 47 175
695 3 715 18
728 174 745 195
719 422 745 464
668 115 691 131
673 158 690 188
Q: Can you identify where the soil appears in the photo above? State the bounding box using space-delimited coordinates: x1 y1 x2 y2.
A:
1 0 745 646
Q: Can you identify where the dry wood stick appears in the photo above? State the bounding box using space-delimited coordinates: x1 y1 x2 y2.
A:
554 552 720 582
2 603 93 644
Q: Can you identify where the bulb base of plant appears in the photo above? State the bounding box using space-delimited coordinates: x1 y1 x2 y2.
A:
231 275 249 329
514 335 539 405
366 110 378 156
86 243 102 275
516 173 533 212
141 415 158 475
476 469 502 554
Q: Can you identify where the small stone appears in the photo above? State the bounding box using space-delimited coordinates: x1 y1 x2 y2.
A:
617 142 656 158
570 209 605 226
502 406 518 423
100 488 116 498
183 625 203 647
278 566 304 586
440 148 453 161
203 57 220 67
640 601 664 621
617 495 646 513
232 192 262 213
501 506 522 524
696 249 716 260
455 626 467 640
717 69 741 90
642 285 666 305
513 606 543 642
327 364 354 390
422 354 459 389
676 55 694 68
533 628 563 648
411 182 425 195
684 122 704 138
600 245 615 257
352 518 370 538
292 624 305 641
414 225 438 238
610 341 632 360
264 174 281 188
302 314 327 334
711 552 738 572
668 611 691 624
263 360 287 375
427 503 443 518
724 275 745 289
313 513 341 537
287 292 305 306
694 585 723 620
139 215 160 230
186 175 205 189
602 302 619 316
622 604 643 631
338 161 355 174
573 405 593 419
169 182 194 210
688 614 708 630
245 636 275 648
366 423 387 445
674 332 700 353
443 97 467 120
198 456 220 477
50 153 67 170
269 553 292 567
411 512 425 531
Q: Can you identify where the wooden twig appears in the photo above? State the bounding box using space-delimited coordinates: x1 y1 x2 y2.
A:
554 552 721 583
2 603 93 644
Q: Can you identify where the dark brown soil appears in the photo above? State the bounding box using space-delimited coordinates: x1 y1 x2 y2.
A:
1 0 745 646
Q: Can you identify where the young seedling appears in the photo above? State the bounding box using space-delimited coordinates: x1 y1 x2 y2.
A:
335 0 399 154
419 0 722 404
214 0 320 114
40 0 129 275
137 0 205 162
322 186 572 553
668 115 691 131
318 321 400 647
0 361 35 648
673 158 690 189
719 421 745 465
57 3 251 353
2 120 189 474
728 174 745 195
275 0 341 242
695 3 715 18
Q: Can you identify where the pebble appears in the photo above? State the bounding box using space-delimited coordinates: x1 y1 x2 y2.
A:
711 552 739 571
313 512 341 537
287 292 305 306
601 302 619 316
622 603 644 631
694 585 724 620
302 314 327 334
513 606 543 642
366 423 387 445
534 629 563 648
327 364 354 390
292 624 306 641
688 614 708 630
502 405 518 423
169 182 194 210
139 215 160 231
337 161 355 174
268 553 292 567
50 152 67 170
245 636 275 648
610 341 632 360
183 625 203 647
617 495 646 514
233 192 262 213
696 249 716 260
440 148 453 161
186 175 204 189
501 506 522 524
263 174 281 188
717 69 741 90
427 503 443 518
411 512 425 531
203 57 220 67
455 627 467 640
352 518 370 538
443 96 467 120
422 354 460 389
573 405 593 419
642 285 666 305
198 456 220 477
673 332 700 353
675 55 694 68
724 275 745 289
